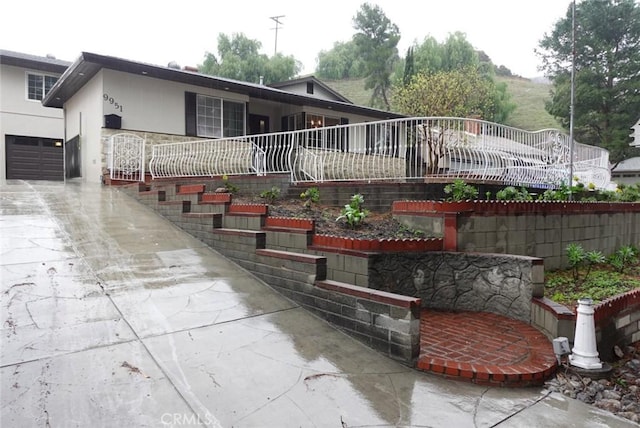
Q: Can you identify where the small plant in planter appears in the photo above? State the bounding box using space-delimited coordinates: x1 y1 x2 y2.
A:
566 243 605 285
443 179 478 201
337 193 369 229
496 186 533 201
300 187 320 209
539 184 572 201
221 174 239 194
259 186 281 204
608 245 639 274
546 244 640 308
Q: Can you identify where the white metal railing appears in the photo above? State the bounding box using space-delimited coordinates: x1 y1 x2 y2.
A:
148 117 612 189
108 133 145 182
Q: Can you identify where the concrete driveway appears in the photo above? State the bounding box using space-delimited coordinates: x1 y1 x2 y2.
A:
1 181 635 427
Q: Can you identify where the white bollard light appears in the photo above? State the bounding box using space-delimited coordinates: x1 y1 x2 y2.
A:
569 298 603 370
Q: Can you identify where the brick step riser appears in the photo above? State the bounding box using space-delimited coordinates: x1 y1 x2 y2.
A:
190 204 228 215
156 204 188 223
173 194 202 206
178 216 223 242
150 186 177 198
264 230 312 252
223 215 265 230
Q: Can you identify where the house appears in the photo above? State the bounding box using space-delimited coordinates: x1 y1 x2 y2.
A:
631 117 640 148
612 157 640 185
611 118 640 185
1 50 71 181
41 52 403 184
269 75 352 103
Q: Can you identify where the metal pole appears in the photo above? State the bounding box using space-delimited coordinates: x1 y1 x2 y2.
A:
568 0 576 200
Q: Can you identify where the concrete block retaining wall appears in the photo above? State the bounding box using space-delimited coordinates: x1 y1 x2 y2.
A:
121 181 640 365
289 182 505 213
128 184 421 364
393 201 640 270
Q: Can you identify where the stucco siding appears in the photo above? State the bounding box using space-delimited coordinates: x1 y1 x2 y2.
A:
64 71 104 183
277 81 339 101
102 69 249 136
1 63 64 181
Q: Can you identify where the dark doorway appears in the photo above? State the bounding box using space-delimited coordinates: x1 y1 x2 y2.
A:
65 135 81 179
249 114 270 135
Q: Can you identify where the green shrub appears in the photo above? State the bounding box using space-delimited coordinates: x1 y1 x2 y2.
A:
496 186 533 201
259 186 281 204
539 184 571 201
300 187 320 209
566 243 605 285
336 194 369 229
443 179 478 201
608 245 639 273
221 174 239 194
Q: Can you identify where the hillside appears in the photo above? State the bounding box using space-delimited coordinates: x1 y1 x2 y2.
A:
321 76 563 132
321 77 372 107
497 75 563 131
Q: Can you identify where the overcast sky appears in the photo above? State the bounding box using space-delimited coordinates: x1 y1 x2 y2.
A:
2 0 573 78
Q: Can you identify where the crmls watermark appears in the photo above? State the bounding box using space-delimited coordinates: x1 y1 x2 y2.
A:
160 412 222 427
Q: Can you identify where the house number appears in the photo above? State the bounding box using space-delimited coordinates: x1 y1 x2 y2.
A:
103 93 123 112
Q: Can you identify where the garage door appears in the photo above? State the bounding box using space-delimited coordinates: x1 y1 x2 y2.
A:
6 135 64 180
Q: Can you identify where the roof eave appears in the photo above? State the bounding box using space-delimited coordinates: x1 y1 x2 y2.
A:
42 52 404 119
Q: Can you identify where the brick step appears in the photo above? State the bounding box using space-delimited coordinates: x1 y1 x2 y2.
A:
228 204 268 215
316 280 420 309
417 310 557 387
263 217 314 232
189 203 227 215
201 193 232 204
177 184 206 195
256 248 326 265
253 248 327 283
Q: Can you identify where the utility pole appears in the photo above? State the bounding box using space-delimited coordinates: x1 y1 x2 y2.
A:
568 0 576 199
270 15 285 56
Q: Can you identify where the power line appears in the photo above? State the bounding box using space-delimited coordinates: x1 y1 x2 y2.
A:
270 15 285 56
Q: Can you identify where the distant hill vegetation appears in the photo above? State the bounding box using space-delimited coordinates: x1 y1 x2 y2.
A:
321 76 563 132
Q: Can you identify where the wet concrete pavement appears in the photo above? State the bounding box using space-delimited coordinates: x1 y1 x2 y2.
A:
1 181 636 428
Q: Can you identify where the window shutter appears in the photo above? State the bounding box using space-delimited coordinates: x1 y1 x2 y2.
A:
185 92 197 136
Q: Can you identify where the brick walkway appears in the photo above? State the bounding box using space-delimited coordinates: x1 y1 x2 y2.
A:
417 310 558 387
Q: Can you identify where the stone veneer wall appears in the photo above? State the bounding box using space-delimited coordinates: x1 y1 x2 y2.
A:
366 252 544 323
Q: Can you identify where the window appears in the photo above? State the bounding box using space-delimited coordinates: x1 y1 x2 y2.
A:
27 73 58 101
306 82 314 94
223 100 244 137
193 94 245 138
